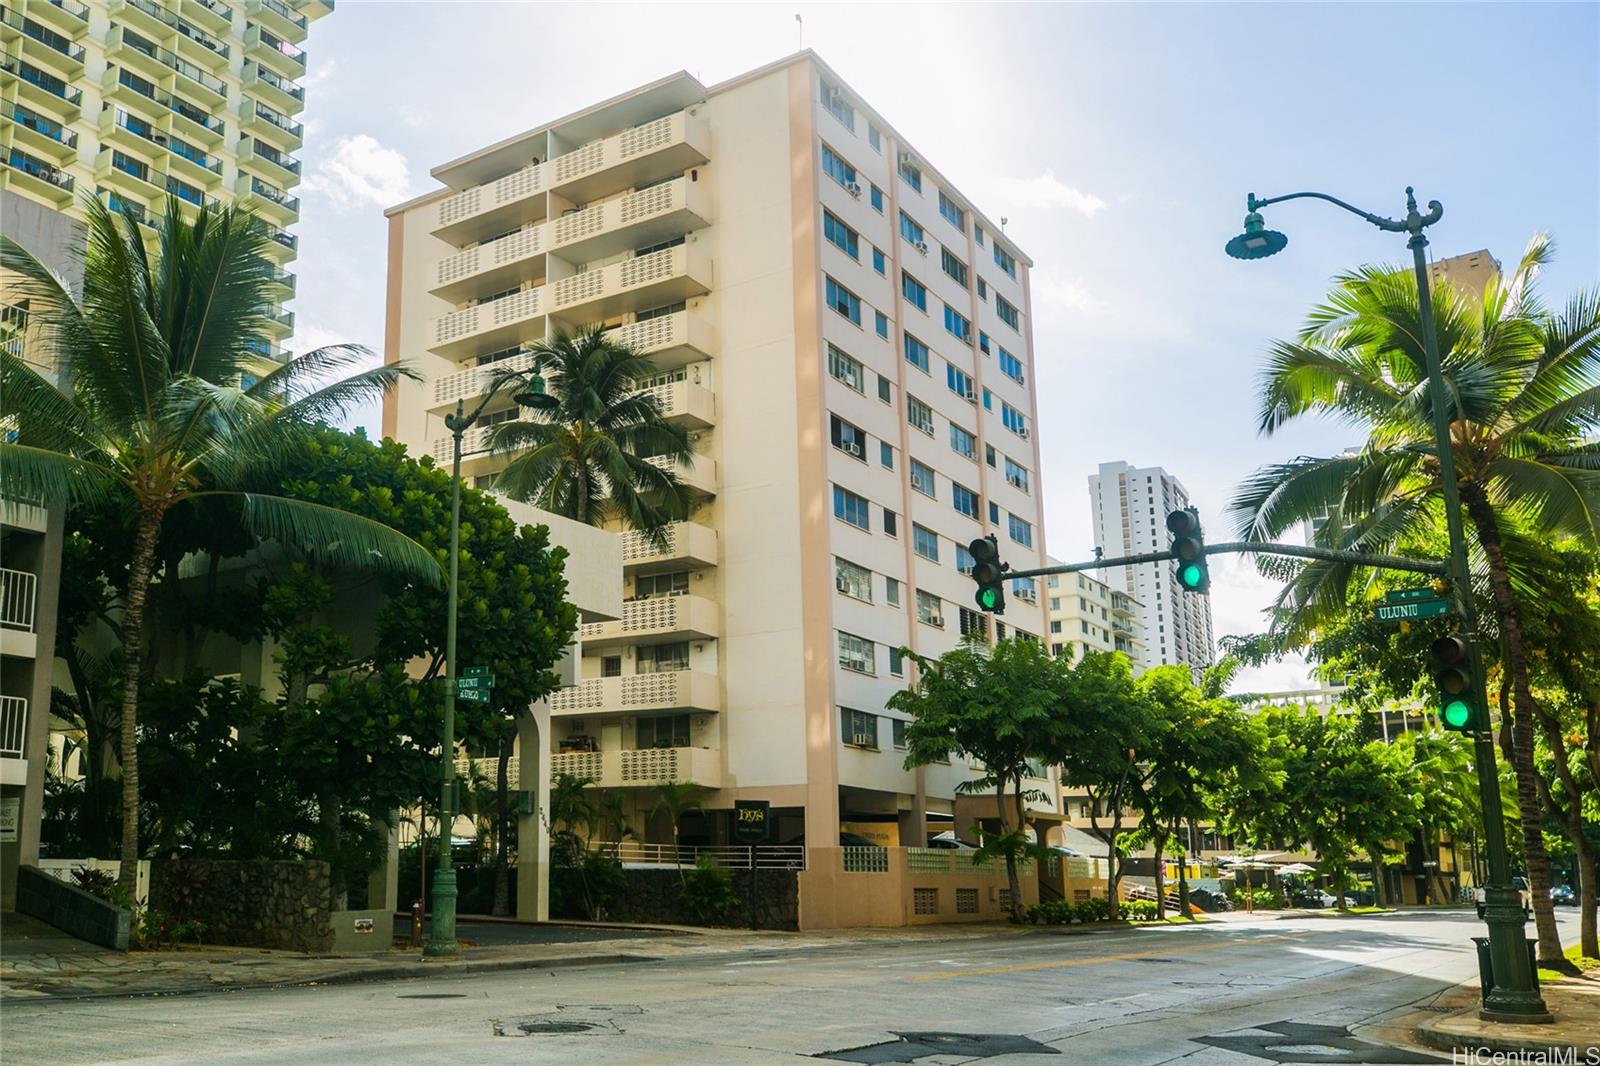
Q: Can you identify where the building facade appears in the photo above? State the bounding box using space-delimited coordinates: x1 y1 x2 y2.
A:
382 53 1054 869
1 0 332 366
1045 560 1144 666
1088 460 1213 674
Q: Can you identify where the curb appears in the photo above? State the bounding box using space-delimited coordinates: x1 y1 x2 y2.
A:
1413 1016 1599 1058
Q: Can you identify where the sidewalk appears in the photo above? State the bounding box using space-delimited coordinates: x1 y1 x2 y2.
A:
1363 971 1600 1058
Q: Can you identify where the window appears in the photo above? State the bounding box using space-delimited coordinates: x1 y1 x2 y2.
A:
982 387 993 410
838 633 875 675
834 485 870 529
1002 401 1028 437
638 713 691 748
956 543 975 574
949 422 976 460
870 184 884 212
637 300 686 322
974 223 985 247
883 509 897 536
842 705 879 745
996 294 1020 329
824 210 860 259
985 444 997 467
872 246 886 274
938 191 966 231
1011 576 1037 603
952 482 979 519
868 123 882 151
910 459 936 497
634 571 688 599
898 154 922 191
979 331 991 355
821 81 854 130
898 211 924 246
821 144 856 189
885 576 901 606
877 374 892 403
638 642 690 674
835 557 872 601
880 441 894 469
989 501 1000 524
916 589 944 627
875 311 889 338
830 414 867 460
941 247 968 286
826 276 861 325
943 304 973 345
907 396 934 435
902 272 927 311
1005 458 1030 493
635 235 685 257
601 655 622 678
913 523 939 561
1050 621 1062 634
959 607 989 640
977 278 988 301
994 244 1017 278
892 718 907 747
828 343 864 392
1009 513 1033 547
903 333 930 373
999 347 1025 384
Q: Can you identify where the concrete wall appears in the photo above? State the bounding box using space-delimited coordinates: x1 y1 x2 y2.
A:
797 846 1042 930
15 865 130 951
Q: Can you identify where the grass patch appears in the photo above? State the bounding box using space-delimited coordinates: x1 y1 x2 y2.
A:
1159 914 1213 924
1298 906 1395 918
1537 944 1600 985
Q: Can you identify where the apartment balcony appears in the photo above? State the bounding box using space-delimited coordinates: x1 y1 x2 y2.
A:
548 244 711 325
5 146 73 204
243 61 304 113
239 97 302 151
169 100 224 146
578 593 719 650
247 0 308 42
3 49 82 117
26 0 89 37
97 186 155 228
1 695 26 759
0 566 38 659
548 175 711 264
262 308 293 338
106 26 225 105
261 223 297 262
647 451 716 498
642 379 715 430
166 140 223 186
429 286 542 361
547 109 710 206
621 521 718 571
236 172 299 223
4 7 86 78
99 66 163 119
549 745 722 789
172 20 231 73
97 104 163 155
110 0 230 67
550 669 720 716
244 23 305 78
606 308 715 373
4 102 76 160
178 0 232 33
264 264 295 299
432 160 547 247
298 0 333 18
430 223 545 305
237 136 301 187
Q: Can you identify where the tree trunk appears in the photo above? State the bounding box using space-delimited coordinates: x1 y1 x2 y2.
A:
998 780 1022 923
1152 828 1168 920
1578 837 1598 962
1462 487 1565 962
491 739 511 917
1175 823 1193 920
116 508 163 895
320 784 346 910
1370 850 1387 908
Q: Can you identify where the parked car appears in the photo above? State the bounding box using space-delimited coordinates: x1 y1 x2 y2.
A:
780 832 884 847
1551 885 1576 906
1474 877 1532 920
1045 845 1083 858
926 832 978 850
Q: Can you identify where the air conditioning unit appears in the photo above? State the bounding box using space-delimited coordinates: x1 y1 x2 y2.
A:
1019 427 1031 440
898 151 914 168
852 733 876 748
964 388 978 402
928 614 945 628
914 241 928 256
826 85 844 107
846 182 862 199
836 577 851 593
843 440 862 458
153 134 169 145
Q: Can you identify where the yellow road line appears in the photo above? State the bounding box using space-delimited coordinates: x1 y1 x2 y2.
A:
912 931 1327 981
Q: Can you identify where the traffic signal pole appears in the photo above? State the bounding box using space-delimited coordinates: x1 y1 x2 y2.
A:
1000 540 1448 584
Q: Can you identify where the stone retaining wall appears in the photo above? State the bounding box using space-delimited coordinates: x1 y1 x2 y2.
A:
150 859 333 953
602 867 799 930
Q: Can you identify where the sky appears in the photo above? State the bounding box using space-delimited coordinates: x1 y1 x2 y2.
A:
290 2 1600 692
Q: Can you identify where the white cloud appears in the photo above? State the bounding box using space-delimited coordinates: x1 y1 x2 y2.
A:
302 134 413 211
1032 274 1104 316
990 169 1108 218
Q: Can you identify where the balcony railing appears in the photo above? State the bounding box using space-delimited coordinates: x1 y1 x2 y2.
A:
620 521 717 569
249 0 306 31
244 61 303 104
1 567 37 631
546 109 710 201
430 285 541 353
577 593 718 646
549 670 720 715
247 23 305 69
118 0 229 59
431 349 536 408
111 26 225 95
431 223 544 299
41 0 90 22
3 8 86 64
8 103 75 147
548 745 722 789
243 99 301 139
0 695 25 758
6 52 82 104
5 148 72 192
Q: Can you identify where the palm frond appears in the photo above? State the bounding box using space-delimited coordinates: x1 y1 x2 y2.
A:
0 350 101 454
226 492 443 585
1485 455 1600 544
0 444 120 506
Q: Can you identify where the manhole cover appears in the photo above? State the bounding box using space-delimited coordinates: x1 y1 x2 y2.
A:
397 993 467 999
518 1021 596 1035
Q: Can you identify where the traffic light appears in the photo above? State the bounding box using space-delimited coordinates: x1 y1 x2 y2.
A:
1166 508 1210 593
1431 634 1478 732
968 534 1006 614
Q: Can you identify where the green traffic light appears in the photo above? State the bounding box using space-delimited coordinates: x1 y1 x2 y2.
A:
978 587 999 610
1442 699 1472 729
1180 563 1204 588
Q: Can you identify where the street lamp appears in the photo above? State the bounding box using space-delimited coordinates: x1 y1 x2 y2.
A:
1225 187 1550 1023
425 366 543 958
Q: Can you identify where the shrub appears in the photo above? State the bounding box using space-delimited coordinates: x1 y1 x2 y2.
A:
680 856 736 924
1229 888 1284 911
1122 899 1158 921
1075 897 1114 923
1025 900 1077 925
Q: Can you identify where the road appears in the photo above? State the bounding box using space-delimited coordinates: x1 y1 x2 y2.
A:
1 909 1583 1064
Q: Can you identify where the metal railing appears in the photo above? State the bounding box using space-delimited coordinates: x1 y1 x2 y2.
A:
0 695 26 757
586 841 805 870
0 568 38 631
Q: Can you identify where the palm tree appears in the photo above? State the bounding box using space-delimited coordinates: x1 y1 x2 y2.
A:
1229 234 1600 961
1 196 439 892
650 781 706 882
487 326 693 538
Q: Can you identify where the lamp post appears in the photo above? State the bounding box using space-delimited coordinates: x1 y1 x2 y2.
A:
425 369 543 957
1226 187 1550 1022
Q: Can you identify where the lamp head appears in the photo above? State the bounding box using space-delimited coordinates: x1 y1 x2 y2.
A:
1225 210 1288 260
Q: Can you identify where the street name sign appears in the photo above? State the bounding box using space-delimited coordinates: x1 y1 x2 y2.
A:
463 667 493 679
1374 598 1452 622
456 688 491 704
455 676 493 690
1385 587 1440 604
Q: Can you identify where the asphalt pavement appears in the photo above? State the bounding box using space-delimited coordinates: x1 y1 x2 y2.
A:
0 909 1587 1065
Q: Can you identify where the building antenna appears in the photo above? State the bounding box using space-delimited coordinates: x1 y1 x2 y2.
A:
795 12 803 51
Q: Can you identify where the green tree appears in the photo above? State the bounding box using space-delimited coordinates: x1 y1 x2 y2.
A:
650 781 707 883
1229 236 1600 958
488 326 693 535
891 638 1064 922
1 198 437 892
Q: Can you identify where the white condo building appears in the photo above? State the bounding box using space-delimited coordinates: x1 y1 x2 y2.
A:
1088 460 1214 674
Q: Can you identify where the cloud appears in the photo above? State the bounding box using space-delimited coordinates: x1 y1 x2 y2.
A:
302 134 413 210
1032 274 1104 316
990 169 1108 218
